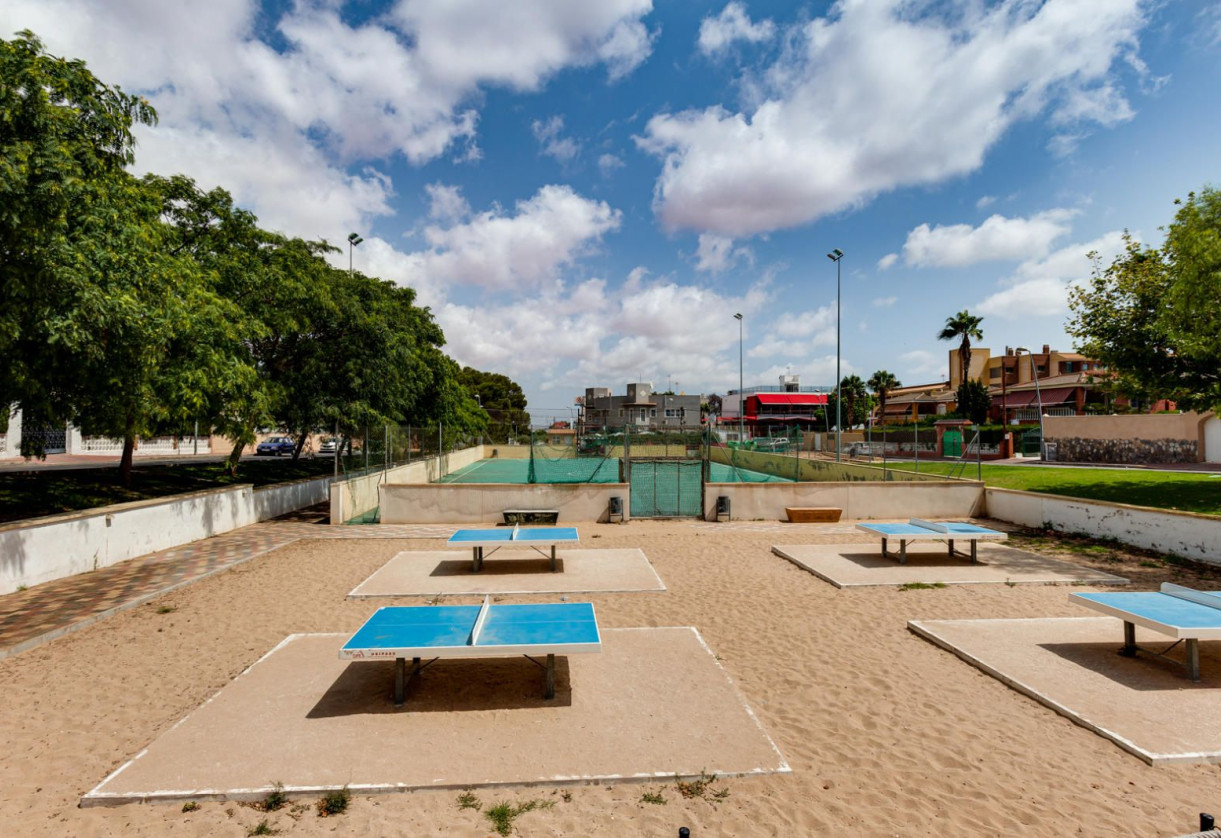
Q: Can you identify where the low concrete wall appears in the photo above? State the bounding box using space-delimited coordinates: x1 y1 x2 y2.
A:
1 473 337 594
985 487 1221 565
1044 412 1212 464
706 481 984 522
379 483 627 524
329 446 485 524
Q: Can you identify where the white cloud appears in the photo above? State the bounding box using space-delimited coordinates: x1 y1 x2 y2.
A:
598 153 626 176
0 0 655 237
900 349 944 381
699 3 776 55
877 253 898 270
425 183 471 224
974 230 1130 319
404 185 622 295
639 0 1147 237
532 116 581 163
901 209 1079 268
976 195 996 210
873 296 897 307
749 305 837 357
694 233 753 273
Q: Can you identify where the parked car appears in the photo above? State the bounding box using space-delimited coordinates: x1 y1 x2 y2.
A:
256 436 295 456
318 437 340 456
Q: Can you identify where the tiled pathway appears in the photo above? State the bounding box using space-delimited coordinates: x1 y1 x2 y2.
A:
0 512 456 659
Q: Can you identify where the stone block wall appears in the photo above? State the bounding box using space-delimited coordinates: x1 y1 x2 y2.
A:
1051 437 1198 464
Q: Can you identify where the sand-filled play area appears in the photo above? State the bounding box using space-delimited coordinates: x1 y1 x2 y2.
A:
4 519 1221 836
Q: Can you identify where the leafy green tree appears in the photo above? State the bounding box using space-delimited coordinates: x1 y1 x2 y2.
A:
867 370 901 426
457 367 530 442
832 375 870 429
1069 190 1221 413
937 310 984 387
954 379 991 426
0 31 156 451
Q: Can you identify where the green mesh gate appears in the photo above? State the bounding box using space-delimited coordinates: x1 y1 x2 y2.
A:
629 459 703 518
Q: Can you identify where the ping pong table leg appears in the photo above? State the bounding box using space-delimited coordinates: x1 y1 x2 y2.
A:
551 545 557 572
394 657 423 706
544 653 556 699
947 538 954 558
1119 621 1137 658
900 539 907 564
471 546 482 573
1187 639 1200 681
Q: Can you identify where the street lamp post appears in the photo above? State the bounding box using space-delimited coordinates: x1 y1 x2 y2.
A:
347 232 363 278
826 248 844 462
734 313 744 444
1014 347 1045 461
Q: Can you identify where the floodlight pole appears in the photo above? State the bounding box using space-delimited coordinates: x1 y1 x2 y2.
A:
734 313 744 444
347 232 363 279
1015 347 1045 461
827 249 844 461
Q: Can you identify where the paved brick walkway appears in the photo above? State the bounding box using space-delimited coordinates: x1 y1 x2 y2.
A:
0 511 456 660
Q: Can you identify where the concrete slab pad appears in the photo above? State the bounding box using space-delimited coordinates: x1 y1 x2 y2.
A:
83 627 788 805
348 548 665 597
909 617 1221 764
772 543 1129 589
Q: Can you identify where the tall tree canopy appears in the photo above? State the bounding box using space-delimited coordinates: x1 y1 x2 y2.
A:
867 370 901 425
937 310 984 387
1069 188 1221 413
456 367 531 442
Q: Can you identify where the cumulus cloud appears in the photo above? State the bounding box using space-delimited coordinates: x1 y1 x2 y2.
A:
694 233 753 273
873 296 897 307
900 349 944 381
639 0 1147 237
901 209 1079 268
1 0 655 236
425 183 471 224
877 253 898 270
698 2 776 55
976 195 997 210
404 185 622 295
974 230 1130 319
598 153 626 176
532 116 581 163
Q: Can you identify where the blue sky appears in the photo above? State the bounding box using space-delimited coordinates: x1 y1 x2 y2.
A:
5 1 1220 424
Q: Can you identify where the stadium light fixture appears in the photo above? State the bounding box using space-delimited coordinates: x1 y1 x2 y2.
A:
826 248 844 462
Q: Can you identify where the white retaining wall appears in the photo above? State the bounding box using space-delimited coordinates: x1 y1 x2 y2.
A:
379 483 626 524
329 446 485 524
706 481 985 522
986 488 1221 564
0 474 333 595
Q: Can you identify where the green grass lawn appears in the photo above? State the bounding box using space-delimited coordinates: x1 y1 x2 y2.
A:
885 461 1221 516
0 458 340 524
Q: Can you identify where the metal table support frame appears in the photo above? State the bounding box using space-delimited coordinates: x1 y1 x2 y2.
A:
392 653 559 706
470 545 558 572
881 537 978 564
1117 620 1201 681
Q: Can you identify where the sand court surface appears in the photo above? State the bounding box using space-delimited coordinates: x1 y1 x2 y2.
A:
83 626 788 805
772 542 1130 588
909 616 1221 764
348 547 665 596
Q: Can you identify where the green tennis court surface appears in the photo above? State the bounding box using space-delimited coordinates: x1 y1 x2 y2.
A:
437 458 791 484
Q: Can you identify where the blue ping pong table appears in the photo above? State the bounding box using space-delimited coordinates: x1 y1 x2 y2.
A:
339 598 601 705
855 519 1008 564
447 525 580 572
1071 583 1221 681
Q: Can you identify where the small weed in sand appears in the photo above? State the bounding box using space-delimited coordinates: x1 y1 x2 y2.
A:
1140 560 1163 568
456 790 481 810
316 786 349 817
156 604 177 614
641 789 667 805
675 770 719 799
16 584 27 592
181 801 199 813
899 582 946 591
711 787 731 802
560 790 572 803
485 799 554 835
257 782 288 812
247 819 277 836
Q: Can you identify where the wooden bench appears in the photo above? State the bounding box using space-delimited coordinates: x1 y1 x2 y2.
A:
503 509 560 525
785 507 842 523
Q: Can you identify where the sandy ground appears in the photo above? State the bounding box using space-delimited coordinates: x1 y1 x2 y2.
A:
4 520 1221 837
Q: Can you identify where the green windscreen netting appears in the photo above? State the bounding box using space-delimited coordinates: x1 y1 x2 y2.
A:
528 442 618 483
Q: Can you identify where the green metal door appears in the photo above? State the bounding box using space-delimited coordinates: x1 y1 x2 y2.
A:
629 460 703 517
943 429 963 458
1022 428 1042 456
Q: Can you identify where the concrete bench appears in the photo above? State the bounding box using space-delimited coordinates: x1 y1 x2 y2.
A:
785 507 842 523
503 509 560 525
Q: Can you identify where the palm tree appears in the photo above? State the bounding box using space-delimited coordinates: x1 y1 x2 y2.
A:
937 310 984 386
839 375 868 430
867 370 901 426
